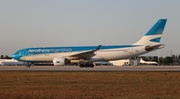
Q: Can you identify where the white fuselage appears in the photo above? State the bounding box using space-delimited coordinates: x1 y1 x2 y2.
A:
19 45 147 62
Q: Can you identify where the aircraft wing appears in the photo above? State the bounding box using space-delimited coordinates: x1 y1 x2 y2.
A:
68 45 101 59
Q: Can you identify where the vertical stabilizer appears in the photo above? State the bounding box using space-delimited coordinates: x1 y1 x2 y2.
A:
134 19 167 45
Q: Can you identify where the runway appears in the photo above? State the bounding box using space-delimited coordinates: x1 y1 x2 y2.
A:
1 65 180 71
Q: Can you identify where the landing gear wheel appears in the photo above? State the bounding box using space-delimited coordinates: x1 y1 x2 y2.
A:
79 63 94 68
90 64 94 68
79 64 84 68
85 64 89 68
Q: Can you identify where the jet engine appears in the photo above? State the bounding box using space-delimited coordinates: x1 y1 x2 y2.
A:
53 57 70 66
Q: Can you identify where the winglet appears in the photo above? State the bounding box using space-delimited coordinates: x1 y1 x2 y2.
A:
69 45 102 59
96 45 102 51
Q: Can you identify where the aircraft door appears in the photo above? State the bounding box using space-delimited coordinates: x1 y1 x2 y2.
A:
128 47 133 53
21 50 27 56
45 53 49 56
23 50 27 56
44 49 49 56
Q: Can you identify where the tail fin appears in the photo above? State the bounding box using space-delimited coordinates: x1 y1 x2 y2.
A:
134 19 167 45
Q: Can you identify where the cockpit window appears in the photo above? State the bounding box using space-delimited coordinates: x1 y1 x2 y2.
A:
15 52 19 54
15 51 21 55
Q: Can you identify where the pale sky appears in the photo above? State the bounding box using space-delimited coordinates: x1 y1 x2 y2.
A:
0 0 180 57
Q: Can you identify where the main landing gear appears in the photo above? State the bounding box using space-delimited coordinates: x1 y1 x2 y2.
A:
26 62 34 68
79 63 94 68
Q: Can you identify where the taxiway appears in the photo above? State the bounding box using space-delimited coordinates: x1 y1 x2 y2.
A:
0 65 180 71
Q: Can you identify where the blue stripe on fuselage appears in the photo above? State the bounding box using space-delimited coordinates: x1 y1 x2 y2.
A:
19 45 140 55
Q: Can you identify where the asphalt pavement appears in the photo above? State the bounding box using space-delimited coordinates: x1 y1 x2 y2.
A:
1 65 180 71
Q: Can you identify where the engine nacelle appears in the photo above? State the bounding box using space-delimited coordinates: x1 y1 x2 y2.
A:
53 57 70 66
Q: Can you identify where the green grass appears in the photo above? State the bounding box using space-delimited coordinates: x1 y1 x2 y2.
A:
0 72 180 99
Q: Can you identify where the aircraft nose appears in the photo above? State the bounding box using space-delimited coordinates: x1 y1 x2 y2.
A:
11 54 16 59
11 54 19 60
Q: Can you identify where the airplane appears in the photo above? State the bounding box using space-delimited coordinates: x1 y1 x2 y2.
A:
93 61 113 66
0 59 25 66
11 19 167 68
140 58 158 65
0 59 18 64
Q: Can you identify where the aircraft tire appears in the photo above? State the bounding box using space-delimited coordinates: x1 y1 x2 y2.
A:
90 64 94 68
85 64 89 68
79 64 83 68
